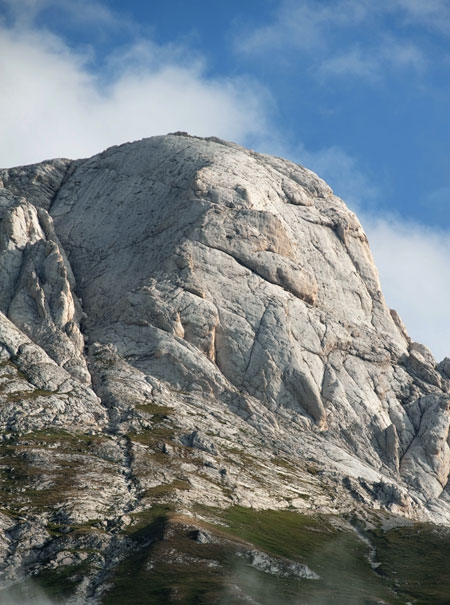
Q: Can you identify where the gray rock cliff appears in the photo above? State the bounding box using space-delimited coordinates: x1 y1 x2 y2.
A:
0 133 449 602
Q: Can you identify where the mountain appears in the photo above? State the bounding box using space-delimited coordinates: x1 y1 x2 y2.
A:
0 133 450 603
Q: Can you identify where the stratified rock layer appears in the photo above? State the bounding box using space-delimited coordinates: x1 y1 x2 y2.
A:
0 134 449 601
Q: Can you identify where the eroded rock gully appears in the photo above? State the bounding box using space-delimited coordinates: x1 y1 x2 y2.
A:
0 133 449 602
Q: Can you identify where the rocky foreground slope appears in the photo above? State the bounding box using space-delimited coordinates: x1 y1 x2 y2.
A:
0 133 450 603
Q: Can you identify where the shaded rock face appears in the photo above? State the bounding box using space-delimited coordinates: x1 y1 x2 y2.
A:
1 134 450 600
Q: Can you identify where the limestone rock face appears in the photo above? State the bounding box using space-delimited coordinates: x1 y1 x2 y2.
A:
0 134 450 600
52 138 404 430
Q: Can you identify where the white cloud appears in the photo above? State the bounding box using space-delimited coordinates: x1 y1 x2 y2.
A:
0 17 270 167
362 215 450 361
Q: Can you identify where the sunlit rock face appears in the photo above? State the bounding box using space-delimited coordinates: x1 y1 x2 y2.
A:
47 134 450 496
0 134 450 601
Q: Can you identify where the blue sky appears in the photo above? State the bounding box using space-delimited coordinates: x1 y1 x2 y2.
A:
1 0 449 359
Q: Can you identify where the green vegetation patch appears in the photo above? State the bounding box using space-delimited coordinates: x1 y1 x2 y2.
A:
143 479 191 499
102 510 231 605
46 519 106 537
133 402 175 419
16 429 109 448
368 522 450 604
4 388 54 402
126 504 174 533
202 506 403 605
128 425 175 447
103 505 404 605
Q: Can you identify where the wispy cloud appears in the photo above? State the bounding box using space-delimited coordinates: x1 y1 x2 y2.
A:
236 2 328 54
1 0 121 28
0 5 270 167
235 0 436 83
318 38 426 82
236 0 370 55
393 0 450 33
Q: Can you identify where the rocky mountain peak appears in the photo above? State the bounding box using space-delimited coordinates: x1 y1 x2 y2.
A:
0 133 449 602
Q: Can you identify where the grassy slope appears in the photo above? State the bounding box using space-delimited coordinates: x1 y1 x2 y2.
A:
103 507 400 605
368 523 450 604
1 415 450 603
102 506 450 605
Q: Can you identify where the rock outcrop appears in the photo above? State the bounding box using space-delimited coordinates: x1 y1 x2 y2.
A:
0 133 449 602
